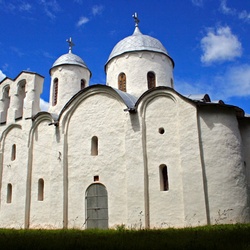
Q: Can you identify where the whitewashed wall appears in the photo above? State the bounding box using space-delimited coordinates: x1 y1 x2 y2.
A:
106 52 174 98
198 106 250 224
49 65 90 114
64 89 128 229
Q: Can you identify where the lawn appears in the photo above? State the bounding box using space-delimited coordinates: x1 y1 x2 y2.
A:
0 224 249 249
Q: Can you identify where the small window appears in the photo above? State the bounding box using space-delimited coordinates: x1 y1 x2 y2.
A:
94 175 99 182
7 183 12 203
118 73 126 92
147 72 156 89
158 127 165 134
91 136 98 156
38 178 44 201
11 144 16 161
53 78 58 106
160 164 169 191
81 79 86 89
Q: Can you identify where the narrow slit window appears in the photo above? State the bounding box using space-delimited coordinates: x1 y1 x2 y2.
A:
147 72 156 89
38 178 44 201
53 78 58 106
91 136 98 156
81 79 86 89
11 144 16 161
7 183 12 203
160 164 169 191
118 73 126 92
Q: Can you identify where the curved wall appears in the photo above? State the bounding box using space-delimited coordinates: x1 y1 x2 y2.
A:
106 52 173 97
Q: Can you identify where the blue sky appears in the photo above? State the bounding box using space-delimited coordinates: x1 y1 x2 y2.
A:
0 0 250 113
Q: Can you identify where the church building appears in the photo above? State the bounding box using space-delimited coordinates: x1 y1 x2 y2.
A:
0 14 249 229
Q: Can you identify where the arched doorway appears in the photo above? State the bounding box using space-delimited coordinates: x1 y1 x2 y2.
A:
85 184 108 229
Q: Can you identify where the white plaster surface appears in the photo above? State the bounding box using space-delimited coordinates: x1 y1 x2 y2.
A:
0 37 249 230
106 52 174 98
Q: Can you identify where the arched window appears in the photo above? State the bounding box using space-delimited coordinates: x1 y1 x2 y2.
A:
11 144 16 161
53 78 58 106
38 178 44 201
7 183 12 203
91 136 98 156
118 73 126 92
159 164 169 191
81 79 86 89
147 72 156 89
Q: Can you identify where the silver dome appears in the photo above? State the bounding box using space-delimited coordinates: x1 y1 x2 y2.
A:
51 52 89 71
106 27 171 65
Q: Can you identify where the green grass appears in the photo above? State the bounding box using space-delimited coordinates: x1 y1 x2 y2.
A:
0 224 250 250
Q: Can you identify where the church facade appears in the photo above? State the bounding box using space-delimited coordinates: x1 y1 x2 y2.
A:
0 15 249 229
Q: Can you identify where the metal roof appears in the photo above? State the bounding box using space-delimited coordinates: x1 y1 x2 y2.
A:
51 52 89 70
106 26 171 66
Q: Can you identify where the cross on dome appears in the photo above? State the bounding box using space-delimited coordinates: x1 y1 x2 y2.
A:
66 37 75 53
132 12 140 27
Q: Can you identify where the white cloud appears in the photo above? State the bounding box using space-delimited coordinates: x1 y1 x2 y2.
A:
175 78 212 98
191 0 204 7
220 64 250 97
10 46 25 57
175 64 250 101
43 51 55 59
0 1 32 13
39 0 61 19
19 2 32 12
77 16 89 27
239 10 250 23
220 0 250 23
0 70 6 81
92 5 104 16
40 98 50 111
200 26 242 64
220 0 235 15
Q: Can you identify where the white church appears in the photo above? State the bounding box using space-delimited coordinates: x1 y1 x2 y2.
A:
0 14 249 229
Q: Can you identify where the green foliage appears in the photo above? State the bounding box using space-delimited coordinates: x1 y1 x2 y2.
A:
0 224 250 250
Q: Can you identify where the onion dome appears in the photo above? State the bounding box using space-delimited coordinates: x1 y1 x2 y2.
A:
106 13 174 67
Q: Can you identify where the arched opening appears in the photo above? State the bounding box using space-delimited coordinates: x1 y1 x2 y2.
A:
38 178 44 201
11 144 16 161
7 183 12 203
159 164 169 191
85 184 108 229
16 80 26 119
147 72 156 89
52 78 58 106
118 73 126 92
91 136 98 156
1 86 10 123
81 79 86 89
